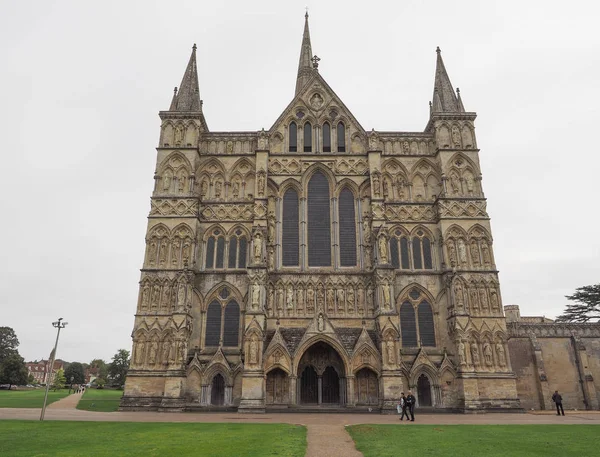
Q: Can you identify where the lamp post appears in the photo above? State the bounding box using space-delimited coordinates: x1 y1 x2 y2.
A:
40 318 68 421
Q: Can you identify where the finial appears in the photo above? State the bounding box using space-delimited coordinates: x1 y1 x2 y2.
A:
436 46 441 54
456 87 460 94
173 87 178 95
429 101 432 107
192 43 197 51
305 6 309 18
311 54 320 69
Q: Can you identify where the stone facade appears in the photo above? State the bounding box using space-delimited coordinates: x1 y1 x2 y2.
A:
119 14 572 413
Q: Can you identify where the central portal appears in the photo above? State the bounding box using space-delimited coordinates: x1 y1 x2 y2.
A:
298 342 345 405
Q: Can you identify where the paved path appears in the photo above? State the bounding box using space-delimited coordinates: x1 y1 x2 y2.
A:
47 392 82 410
305 424 363 457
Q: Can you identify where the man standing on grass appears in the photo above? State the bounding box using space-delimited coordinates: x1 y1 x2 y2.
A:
405 391 416 421
552 390 565 416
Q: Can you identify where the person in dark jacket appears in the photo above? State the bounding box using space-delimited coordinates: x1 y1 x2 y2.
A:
399 393 408 420
552 390 565 416
405 391 416 421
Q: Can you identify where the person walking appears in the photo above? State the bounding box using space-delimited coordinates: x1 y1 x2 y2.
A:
552 390 565 416
399 392 408 420
405 390 416 421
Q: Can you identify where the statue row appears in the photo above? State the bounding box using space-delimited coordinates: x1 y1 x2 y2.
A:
452 281 501 316
372 172 440 203
265 281 376 318
446 237 494 270
437 123 475 150
147 236 193 269
138 280 192 314
159 169 190 194
131 338 188 369
456 339 508 372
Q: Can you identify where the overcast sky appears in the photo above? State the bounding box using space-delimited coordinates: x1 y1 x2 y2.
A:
1 0 598 364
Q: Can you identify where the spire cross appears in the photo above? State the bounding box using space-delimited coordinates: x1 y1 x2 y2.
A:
311 54 320 69
305 6 309 17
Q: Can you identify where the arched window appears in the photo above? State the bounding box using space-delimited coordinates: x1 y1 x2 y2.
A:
304 122 312 152
282 188 299 266
400 237 410 269
400 302 418 347
205 229 225 269
422 237 432 269
390 238 400 269
228 229 247 269
323 122 331 152
412 238 423 269
338 188 357 267
308 171 331 266
337 122 346 152
223 301 240 346
390 230 410 270
205 300 221 346
418 301 435 346
289 122 297 152
412 230 433 270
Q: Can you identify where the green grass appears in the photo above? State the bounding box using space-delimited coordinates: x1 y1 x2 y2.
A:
76 388 123 412
0 389 70 408
0 421 306 457
347 424 600 457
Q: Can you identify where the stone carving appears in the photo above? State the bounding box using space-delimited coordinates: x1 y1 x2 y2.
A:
496 343 506 367
200 179 208 198
232 181 240 198
346 287 355 313
481 241 492 267
368 129 379 150
252 231 263 263
327 287 335 312
377 232 388 264
267 246 275 270
174 124 184 144
286 285 294 310
148 341 158 365
384 204 437 223
386 338 395 365
447 240 457 266
214 180 222 199
471 343 480 368
490 290 499 312
470 240 480 267
458 341 466 366
381 280 391 310
251 284 260 310
162 172 172 191
438 200 488 219
134 340 145 366
457 239 468 267
318 313 324 332
161 341 170 365
336 288 345 311
451 124 461 147
257 170 266 197
469 288 480 314
483 343 493 367
372 172 381 197
267 212 276 243
249 335 259 365
306 285 315 312
257 128 269 150
453 281 464 313
479 288 489 312
310 93 324 110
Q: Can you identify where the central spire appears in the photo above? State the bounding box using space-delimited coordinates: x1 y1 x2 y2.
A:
295 12 315 95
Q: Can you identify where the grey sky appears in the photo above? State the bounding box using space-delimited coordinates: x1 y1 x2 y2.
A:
1 0 598 364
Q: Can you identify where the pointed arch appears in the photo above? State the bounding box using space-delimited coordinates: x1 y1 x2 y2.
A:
336 121 346 152
282 186 300 267
289 121 298 152
307 170 332 267
338 186 357 267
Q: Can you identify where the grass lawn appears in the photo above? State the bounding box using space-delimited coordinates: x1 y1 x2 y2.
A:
0 389 70 408
347 424 600 457
76 388 123 412
0 421 306 457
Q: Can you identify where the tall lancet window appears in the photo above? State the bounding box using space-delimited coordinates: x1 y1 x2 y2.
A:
282 188 299 266
338 188 357 266
304 122 312 152
323 123 331 152
308 171 331 266
337 122 346 152
289 122 297 152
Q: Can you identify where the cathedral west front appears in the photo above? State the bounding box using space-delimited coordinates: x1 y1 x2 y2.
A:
122 14 600 413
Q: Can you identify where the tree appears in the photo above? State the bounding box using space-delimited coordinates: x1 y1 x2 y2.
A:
556 284 600 323
0 353 28 389
52 368 66 391
89 358 108 381
0 327 19 365
108 349 130 387
65 362 85 384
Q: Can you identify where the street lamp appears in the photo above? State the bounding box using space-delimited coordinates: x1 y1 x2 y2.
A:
40 318 68 421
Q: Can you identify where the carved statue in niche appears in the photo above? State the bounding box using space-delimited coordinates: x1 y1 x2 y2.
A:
162 172 172 191
297 288 305 311
200 179 208 198
386 338 396 365
267 212 276 243
367 285 374 313
479 288 489 312
253 231 263 263
378 233 388 264
267 246 275 270
496 343 506 367
134 340 145 365
466 176 474 194
318 313 324 332
267 285 274 314
458 341 466 366
310 93 324 110
490 290 499 312
469 288 479 314
251 283 260 310
177 341 186 365
357 286 365 314
368 130 378 150
182 241 191 267
372 173 381 197
402 141 410 154
481 242 492 267
232 180 240 198
306 285 315 312
396 177 406 200
471 343 480 368
364 244 372 269
457 239 468 267
447 240 457 267
276 285 284 312
148 341 158 365
286 285 294 310
249 335 258 364
470 240 480 267
141 285 150 310
327 287 335 312
159 286 170 312
258 128 269 150
148 240 157 266
383 178 390 199
453 281 464 313
161 340 170 365
151 285 160 311
158 242 168 266
226 142 234 154
177 282 186 309
214 180 222 199
336 288 345 311
347 287 355 313
362 217 372 244
450 173 460 195
317 284 325 313
171 239 180 266
174 125 184 144
451 125 461 147
381 280 391 310
257 172 265 197
483 343 493 367
177 172 186 193
169 340 177 364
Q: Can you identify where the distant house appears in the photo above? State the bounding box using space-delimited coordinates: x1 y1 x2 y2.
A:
26 359 65 384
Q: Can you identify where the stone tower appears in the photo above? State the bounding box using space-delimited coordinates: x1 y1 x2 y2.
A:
121 14 521 412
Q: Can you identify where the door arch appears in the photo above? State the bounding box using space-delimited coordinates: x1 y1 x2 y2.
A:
297 341 346 405
266 368 289 405
355 368 379 405
211 373 225 406
417 374 432 407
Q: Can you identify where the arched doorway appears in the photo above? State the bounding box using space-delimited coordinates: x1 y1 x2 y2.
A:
211 373 225 406
266 368 289 405
417 374 432 407
298 341 346 405
355 368 379 405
